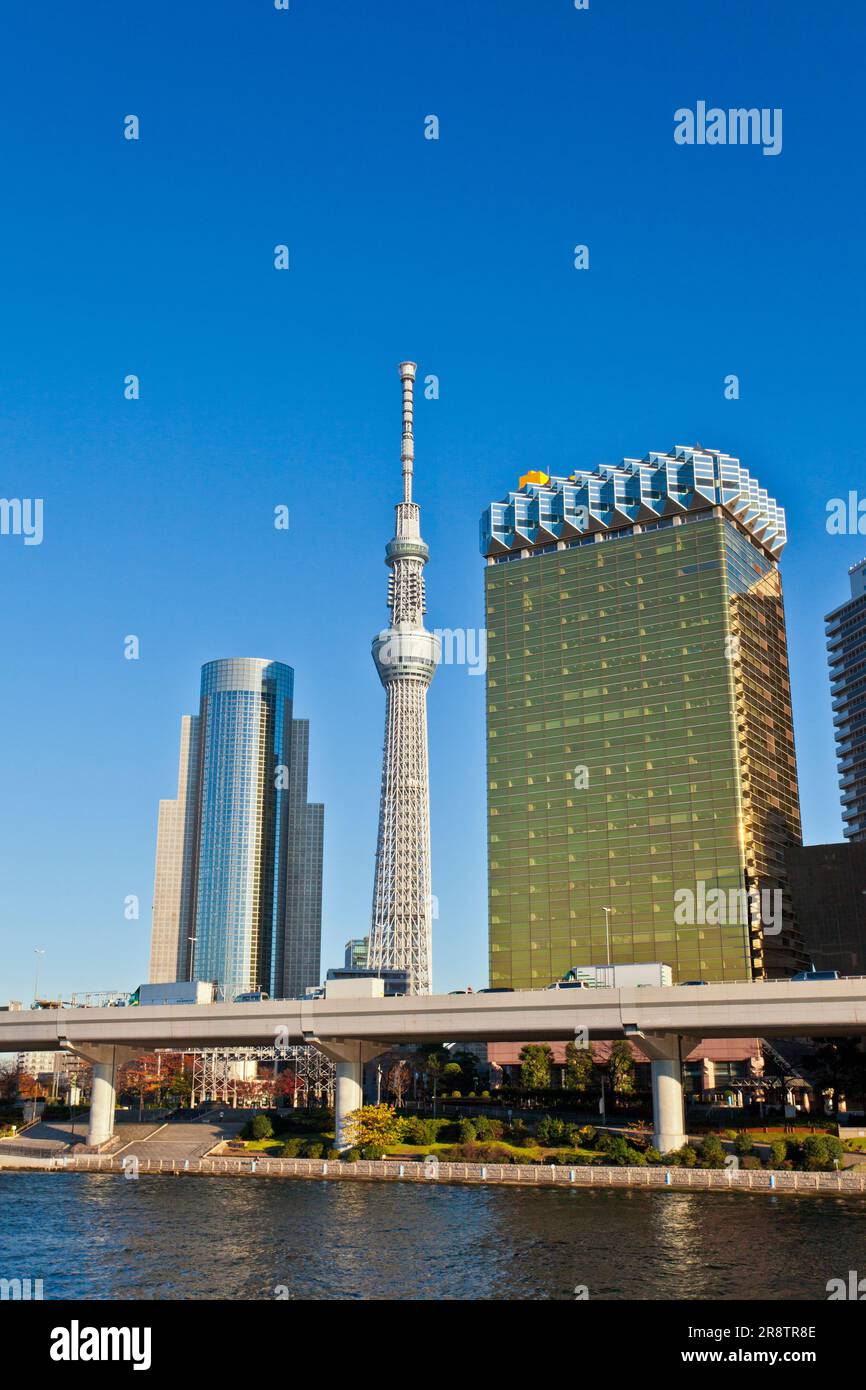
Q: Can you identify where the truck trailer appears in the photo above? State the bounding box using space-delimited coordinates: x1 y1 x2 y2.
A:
552 963 673 989
130 981 217 1007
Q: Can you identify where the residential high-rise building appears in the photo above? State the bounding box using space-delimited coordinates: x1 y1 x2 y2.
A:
826 558 866 843
480 446 807 986
369 363 440 994
149 658 324 1001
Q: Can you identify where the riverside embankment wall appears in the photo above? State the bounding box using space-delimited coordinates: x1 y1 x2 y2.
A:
2 1151 865 1197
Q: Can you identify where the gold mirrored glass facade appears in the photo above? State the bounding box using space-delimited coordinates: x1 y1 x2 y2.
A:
484 508 806 986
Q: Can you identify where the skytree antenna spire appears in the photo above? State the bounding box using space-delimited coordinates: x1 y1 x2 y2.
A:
401 359 415 502
369 362 440 995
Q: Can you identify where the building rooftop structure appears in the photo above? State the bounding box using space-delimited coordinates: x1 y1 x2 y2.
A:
480 446 787 560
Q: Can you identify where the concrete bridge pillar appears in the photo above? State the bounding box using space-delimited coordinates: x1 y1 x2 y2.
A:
633 1034 699 1154
312 1040 387 1150
61 1044 139 1148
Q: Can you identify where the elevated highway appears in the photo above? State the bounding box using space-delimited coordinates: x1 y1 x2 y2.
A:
4 978 865 1155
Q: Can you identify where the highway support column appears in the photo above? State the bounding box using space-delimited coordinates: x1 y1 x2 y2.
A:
635 1034 699 1154
61 1044 140 1148
312 1040 387 1150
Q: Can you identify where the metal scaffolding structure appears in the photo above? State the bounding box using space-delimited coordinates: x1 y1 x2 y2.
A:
369 362 439 995
188 1045 334 1109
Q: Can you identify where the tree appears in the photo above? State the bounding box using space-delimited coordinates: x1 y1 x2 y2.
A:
563 1041 594 1092
118 1056 162 1117
166 1068 192 1106
608 1041 636 1097
250 1114 273 1140
0 1062 19 1103
274 1070 303 1107
519 1044 553 1091
343 1104 400 1151
16 1072 46 1100
421 1050 446 1112
699 1136 726 1169
386 1060 412 1109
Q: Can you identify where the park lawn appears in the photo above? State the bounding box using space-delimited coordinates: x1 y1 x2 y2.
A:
742 1128 836 1144
382 1140 597 1162
243 1130 335 1153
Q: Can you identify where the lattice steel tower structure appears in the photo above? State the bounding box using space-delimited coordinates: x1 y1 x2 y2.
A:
369 362 440 994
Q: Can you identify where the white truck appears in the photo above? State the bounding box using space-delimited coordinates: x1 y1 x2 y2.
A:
548 962 673 989
131 981 217 1006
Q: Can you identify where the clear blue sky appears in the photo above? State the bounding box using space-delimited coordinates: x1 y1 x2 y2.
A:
1 0 864 1005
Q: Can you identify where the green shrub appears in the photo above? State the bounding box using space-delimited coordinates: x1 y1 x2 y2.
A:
722 1129 738 1141
301 1140 323 1159
768 1138 789 1168
800 1135 843 1172
699 1136 727 1169
400 1116 430 1146
280 1137 303 1157
597 1136 645 1166
250 1114 274 1141
360 1144 385 1160
577 1124 597 1148
537 1115 570 1147
742 1155 763 1170
342 1148 360 1163
458 1118 477 1144
733 1132 754 1156
667 1144 698 1167
472 1116 503 1142
824 1135 844 1164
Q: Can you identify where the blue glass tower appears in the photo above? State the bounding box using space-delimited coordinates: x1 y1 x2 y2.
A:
149 658 324 1001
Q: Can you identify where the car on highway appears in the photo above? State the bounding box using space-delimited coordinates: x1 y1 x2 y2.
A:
791 970 841 982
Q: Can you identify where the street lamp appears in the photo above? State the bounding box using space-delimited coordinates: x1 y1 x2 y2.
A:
33 948 45 1007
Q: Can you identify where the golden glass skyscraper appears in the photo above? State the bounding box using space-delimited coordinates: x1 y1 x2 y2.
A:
480 447 807 987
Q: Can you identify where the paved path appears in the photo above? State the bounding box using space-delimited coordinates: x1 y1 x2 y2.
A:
0 1119 161 1156
116 1116 246 1161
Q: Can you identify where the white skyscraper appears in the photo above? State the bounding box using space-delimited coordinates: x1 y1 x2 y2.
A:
369 362 440 994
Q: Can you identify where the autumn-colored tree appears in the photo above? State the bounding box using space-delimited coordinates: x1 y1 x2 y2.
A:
16 1072 47 1100
119 1055 163 1117
343 1104 400 1150
273 1070 304 1111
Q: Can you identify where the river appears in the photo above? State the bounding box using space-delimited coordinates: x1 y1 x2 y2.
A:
2 1172 864 1300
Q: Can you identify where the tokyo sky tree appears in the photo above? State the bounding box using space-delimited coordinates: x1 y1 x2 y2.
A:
369 362 440 995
